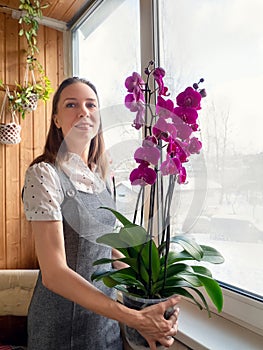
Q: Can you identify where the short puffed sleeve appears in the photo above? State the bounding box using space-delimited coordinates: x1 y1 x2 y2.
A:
23 162 64 221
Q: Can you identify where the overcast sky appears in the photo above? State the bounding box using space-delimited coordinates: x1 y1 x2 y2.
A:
160 0 263 153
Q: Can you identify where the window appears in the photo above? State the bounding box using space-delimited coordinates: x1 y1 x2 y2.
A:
72 0 141 220
71 0 263 339
158 0 263 298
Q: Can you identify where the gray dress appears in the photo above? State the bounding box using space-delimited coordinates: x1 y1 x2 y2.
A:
27 168 123 350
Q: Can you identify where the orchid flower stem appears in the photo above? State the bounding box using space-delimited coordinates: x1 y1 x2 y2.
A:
140 187 145 226
112 176 116 203
162 175 175 290
133 186 143 224
160 181 164 243
147 181 156 238
147 180 156 296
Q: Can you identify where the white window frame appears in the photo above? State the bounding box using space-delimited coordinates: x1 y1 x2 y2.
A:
69 0 263 346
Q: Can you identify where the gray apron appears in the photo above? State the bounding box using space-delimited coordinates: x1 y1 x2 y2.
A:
27 168 123 349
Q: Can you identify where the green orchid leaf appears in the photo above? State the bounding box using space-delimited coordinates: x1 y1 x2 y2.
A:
153 275 185 292
200 245 225 264
161 286 204 310
188 287 211 317
91 269 116 282
110 274 147 291
160 250 197 264
119 225 149 247
114 285 130 294
140 240 160 282
92 267 147 292
99 207 133 226
191 265 213 277
93 258 115 266
170 235 203 260
127 246 142 258
92 267 135 281
96 231 130 250
195 274 224 312
102 276 119 288
159 263 193 280
136 255 150 284
177 272 203 287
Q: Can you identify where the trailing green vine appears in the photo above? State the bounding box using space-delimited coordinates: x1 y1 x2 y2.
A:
8 1 53 119
18 0 49 56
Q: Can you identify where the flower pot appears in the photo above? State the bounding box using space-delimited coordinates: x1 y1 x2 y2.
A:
21 92 38 112
122 293 170 350
0 122 21 144
0 89 21 145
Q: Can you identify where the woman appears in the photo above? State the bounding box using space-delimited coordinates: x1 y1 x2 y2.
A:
23 77 180 350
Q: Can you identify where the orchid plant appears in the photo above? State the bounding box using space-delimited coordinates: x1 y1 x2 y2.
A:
92 61 224 316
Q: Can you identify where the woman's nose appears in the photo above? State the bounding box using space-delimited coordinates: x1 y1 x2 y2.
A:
78 105 90 118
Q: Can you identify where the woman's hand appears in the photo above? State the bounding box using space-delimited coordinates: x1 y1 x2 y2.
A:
112 248 129 269
134 296 180 349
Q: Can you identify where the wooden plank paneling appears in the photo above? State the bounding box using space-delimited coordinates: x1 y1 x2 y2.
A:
0 0 89 23
18 26 35 269
42 0 87 22
0 1 20 9
59 0 88 23
5 14 20 269
44 27 59 131
0 13 6 269
32 24 48 159
0 11 65 269
57 31 65 82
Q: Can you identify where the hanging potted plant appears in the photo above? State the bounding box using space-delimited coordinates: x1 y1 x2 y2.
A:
7 0 52 119
0 86 21 145
9 56 53 119
91 61 225 349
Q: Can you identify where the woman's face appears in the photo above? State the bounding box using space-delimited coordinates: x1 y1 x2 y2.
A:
54 82 100 152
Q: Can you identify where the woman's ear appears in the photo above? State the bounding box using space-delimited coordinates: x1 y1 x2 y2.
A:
54 115 61 128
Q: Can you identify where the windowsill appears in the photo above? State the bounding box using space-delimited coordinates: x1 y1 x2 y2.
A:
176 299 263 350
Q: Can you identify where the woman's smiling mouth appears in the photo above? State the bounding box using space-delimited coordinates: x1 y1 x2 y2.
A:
75 122 93 130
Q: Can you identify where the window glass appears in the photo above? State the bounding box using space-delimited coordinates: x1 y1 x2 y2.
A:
72 0 141 219
159 0 263 297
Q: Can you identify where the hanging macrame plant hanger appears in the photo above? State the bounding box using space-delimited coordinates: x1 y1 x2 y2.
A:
0 87 21 145
21 60 38 112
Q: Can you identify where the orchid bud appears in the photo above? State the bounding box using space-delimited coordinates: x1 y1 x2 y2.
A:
199 89 207 98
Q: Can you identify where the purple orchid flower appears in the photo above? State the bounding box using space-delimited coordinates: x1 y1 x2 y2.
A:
124 64 205 188
152 117 177 142
176 87 201 110
130 164 157 186
134 145 160 166
153 67 168 96
188 137 202 154
174 106 198 125
142 135 158 147
171 115 193 140
125 94 145 130
178 166 187 184
156 96 174 119
160 156 181 176
125 72 145 101
167 138 190 163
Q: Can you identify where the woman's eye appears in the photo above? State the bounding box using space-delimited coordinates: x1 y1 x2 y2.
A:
66 102 76 108
87 103 97 109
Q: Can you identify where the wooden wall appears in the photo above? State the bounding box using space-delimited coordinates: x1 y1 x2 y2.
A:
0 12 66 269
